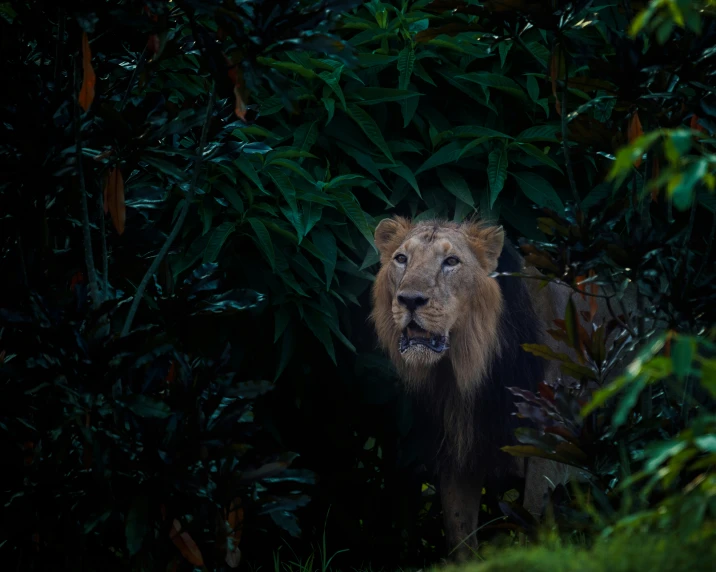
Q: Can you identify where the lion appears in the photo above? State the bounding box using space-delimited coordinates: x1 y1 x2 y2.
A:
370 216 590 561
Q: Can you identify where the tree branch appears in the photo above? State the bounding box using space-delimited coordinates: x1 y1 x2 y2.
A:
560 53 580 207
99 190 109 296
74 56 102 309
119 45 148 112
121 86 215 337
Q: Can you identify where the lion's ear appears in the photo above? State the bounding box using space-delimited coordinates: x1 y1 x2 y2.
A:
374 216 411 260
466 224 505 273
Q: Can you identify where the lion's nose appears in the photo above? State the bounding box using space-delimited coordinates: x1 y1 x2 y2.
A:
397 292 429 312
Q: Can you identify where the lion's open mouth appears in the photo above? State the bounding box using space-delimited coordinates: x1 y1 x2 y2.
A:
399 321 449 354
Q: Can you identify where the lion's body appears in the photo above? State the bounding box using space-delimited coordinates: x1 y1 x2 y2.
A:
370 217 591 561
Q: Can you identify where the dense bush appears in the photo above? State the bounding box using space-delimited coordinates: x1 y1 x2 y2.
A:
1 0 715 570
447 527 716 572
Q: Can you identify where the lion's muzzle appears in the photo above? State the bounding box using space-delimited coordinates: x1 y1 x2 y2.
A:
399 321 450 354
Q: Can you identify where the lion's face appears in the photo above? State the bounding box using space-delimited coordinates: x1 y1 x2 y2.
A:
371 217 505 392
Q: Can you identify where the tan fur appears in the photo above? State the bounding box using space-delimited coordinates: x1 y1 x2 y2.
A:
371 218 507 467
370 216 626 560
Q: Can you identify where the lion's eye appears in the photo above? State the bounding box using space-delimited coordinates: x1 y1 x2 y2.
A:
444 256 460 267
394 254 408 264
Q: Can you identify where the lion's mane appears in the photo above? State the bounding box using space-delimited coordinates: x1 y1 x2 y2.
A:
371 219 545 474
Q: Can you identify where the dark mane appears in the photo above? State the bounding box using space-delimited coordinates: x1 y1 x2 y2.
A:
419 240 545 476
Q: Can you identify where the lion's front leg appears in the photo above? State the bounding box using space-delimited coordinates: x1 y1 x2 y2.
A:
439 467 485 562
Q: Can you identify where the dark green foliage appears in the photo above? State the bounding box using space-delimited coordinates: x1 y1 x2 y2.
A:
448 528 716 572
1 0 715 569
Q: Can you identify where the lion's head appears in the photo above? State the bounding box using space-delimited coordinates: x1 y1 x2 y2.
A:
371 217 506 395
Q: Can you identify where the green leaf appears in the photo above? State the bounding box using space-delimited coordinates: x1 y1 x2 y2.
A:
213 181 244 213
400 85 420 128
488 147 508 207
303 203 323 237
440 125 512 142
454 198 474 222
248 218 275 270
351 87 420 105
318 66 347 110
203 222 236 263
347 103 394 162
280 206 304 242
268 169 298 213
516 125 561 142
322 97 336 125
360 247 381 270
274 306 290 343
0 3 17 24
256 57 317 78
526 75 540 101
512 142 563 173
672 336 694 381
324 174 369 190
312 228 338 290
332 191 375 249
611 374 648 430
142 155 187 181
124 395 172 419
335 142 388 185
524 42 550 67
398 45 416 90
438 168 474 207
458 136 491 160
670 159 707 211
458 72 526 98
581 183 611 211
304 309 336 364
234 156 267 194
291 251 322 284
126 496 149 556
511 171 564 212
293 121 320 155
266 158 315 184
583 334 668 416
274 325 294 382
415 141 464 175
389 164 421 198
498 40 512 68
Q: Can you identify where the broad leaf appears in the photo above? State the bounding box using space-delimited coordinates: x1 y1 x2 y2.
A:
511 171 565 212
488 147 508 207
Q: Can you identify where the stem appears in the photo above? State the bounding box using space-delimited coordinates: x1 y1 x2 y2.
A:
17 235 28 287
53 9 65 90
693 211 716 286
674 198 697 288
636 288 653 419
119 45 148 112
74 56 102 309
121 86 215 337
100 190 109 296
560 52 580 207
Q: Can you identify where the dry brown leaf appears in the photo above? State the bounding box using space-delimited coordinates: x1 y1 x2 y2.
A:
234 85 248 121
104 167 125 235
79 32 96 111
627 112 644 167
170 519 204 566
550 47 565 117
690 114 706 133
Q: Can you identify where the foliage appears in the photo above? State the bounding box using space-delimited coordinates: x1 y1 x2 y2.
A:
490 0 716 544
1 0 716 569
445 527 716 572
0 1 356 570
